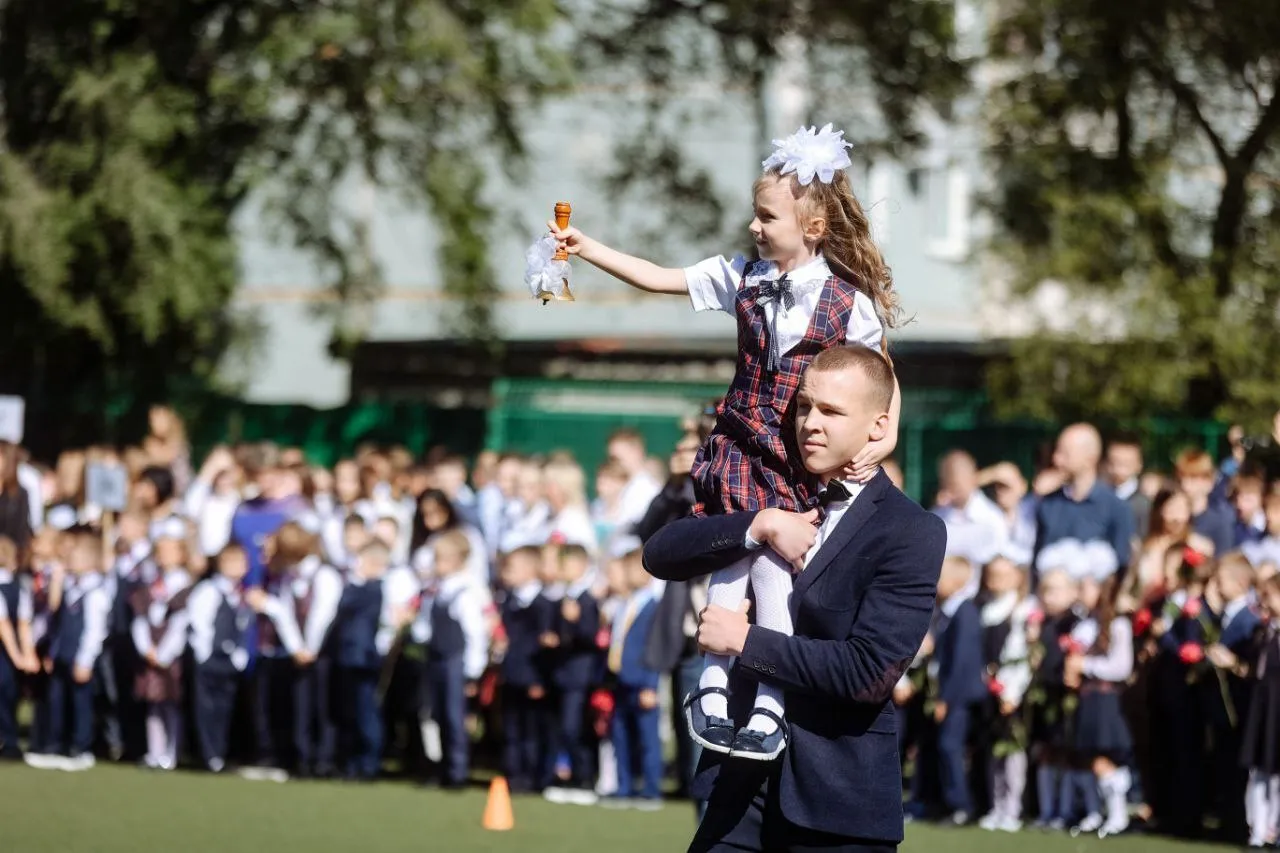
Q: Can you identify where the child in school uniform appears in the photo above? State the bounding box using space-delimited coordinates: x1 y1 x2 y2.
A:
1064 576 1135 838
1205 552 1263 842
264 523 344 779
1027 568 1084 830
498 545 554 793
603 540 663 810
535 541 567 788
187 543 254 772
29 530 111 771
544 543 602 805
0 536 37 759
413 530 488 789
933 556 987 824
333 540 394 781
1238 573 1280 847
242 523 309 781
1242 492 1280 571
978 555 1036 832
129 526 193 771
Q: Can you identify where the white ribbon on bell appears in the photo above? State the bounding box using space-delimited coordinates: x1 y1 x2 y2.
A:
524 234 570 301
761 123 853 186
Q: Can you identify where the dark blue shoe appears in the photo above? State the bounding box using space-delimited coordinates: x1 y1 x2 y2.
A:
683 688 735 754
728 708 788 762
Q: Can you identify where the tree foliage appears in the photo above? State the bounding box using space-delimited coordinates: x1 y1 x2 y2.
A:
0 0 565 451
985 0 1280 427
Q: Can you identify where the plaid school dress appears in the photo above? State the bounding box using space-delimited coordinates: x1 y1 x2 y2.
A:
692 260 870 515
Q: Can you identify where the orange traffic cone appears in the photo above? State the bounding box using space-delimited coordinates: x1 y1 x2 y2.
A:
483 776 515 831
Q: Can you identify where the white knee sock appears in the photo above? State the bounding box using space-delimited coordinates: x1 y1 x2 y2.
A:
1099 767 1131 829
1248 770 1269 846
1267 774 1280 843
145 707 165 765
697 556 751 720
745 550 793 735
1003 751 1027 821
163 703 182 770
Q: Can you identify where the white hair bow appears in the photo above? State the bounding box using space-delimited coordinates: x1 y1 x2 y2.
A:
762 123 853 186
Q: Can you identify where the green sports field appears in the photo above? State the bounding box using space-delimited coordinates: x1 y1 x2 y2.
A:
0 763 1232 853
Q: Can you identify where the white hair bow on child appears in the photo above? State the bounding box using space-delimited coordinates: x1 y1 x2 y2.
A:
762 123 853 186
1034 538 1119 582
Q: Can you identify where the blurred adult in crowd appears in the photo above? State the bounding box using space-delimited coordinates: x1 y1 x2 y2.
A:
1105 433 1151 542
230 445 304 587
477 453 522 563
142 405 192 496
1033 424 1133 578
933 450 1007 597
0 441 33 550
1121 487 1214 612
184 447 242 559
410 488 489 592
543 458 597 553
978 461 1036 566
606 428 661 534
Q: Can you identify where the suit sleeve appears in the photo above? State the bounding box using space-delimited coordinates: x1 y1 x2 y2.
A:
642 512 759 581
736 513 946 705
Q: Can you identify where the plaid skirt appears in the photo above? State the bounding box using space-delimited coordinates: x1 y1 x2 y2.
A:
692 428 816 516
136 661 183 704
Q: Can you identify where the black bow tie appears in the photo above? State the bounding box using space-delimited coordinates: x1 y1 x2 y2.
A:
818 481 852 507
756 275 794 372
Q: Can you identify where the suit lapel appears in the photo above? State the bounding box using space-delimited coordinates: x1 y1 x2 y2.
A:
791 471 888 618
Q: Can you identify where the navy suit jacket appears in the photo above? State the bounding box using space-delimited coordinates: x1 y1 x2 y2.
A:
643 470 946 843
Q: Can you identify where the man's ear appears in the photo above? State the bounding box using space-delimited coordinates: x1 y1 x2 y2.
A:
868 412 890 442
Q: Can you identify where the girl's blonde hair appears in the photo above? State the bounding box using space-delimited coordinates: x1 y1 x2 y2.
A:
755 169 900 344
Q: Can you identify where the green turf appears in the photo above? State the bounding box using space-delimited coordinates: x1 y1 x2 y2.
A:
0 763 1234 853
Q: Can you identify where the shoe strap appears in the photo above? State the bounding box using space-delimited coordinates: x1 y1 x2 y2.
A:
747 706 789 738
683 686 730 708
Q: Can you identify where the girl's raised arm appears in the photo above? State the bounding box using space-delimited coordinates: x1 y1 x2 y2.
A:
548 222 688 295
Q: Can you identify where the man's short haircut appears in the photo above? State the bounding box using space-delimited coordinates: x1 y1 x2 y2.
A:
807 346 895 411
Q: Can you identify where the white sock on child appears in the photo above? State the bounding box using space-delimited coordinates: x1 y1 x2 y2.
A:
744 549 794 735
1001 751 1027 821
146 707 165 766
1248 770 1269 846
1099 767 1131 831
163 702 182 770
697 556 752 721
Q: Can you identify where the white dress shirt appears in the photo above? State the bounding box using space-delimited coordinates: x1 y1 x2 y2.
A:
131 569 192 666
66 574 112 671
1074 616 1135 682
186 575 251 670
744 478 868 569
294 557 345 656
0 569 33 622
932 491 1009 597
411 571 490 680
378 565 421 656
183 480 240 557
684 254 884 358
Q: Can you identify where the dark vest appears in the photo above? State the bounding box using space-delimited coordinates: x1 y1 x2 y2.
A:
427 594 466 661
205 588 252 675
51 590 88 665
500 594 551 688
335 583 383 670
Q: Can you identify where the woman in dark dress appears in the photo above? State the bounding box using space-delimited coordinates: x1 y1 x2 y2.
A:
0 442 32 554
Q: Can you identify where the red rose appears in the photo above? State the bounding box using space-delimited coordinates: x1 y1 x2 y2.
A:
596 627 611 650
1026 608 1045 626
1132 608 1153 635
1183 597 1203 619
1178 642 1205 665
1058 635 1085 655
1183 546 1206 569
988 678 1006 697
1057 634 1072 652
548 532 567 546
